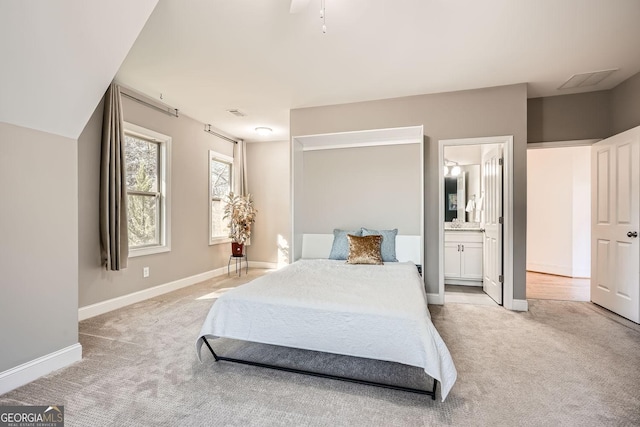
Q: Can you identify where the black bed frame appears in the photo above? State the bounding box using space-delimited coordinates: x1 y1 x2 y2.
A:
200 337 438 400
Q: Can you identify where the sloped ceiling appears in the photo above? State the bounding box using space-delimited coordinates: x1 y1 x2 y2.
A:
0 0 158 139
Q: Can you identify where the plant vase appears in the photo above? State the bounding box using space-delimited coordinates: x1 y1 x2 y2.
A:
231 242 244 256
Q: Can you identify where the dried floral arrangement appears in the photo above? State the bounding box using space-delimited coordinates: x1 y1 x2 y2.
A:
223 192 257 244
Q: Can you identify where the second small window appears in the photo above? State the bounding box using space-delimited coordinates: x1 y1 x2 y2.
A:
209 151 233 244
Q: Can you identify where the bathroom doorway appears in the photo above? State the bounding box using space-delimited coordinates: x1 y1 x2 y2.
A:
438 136 514 308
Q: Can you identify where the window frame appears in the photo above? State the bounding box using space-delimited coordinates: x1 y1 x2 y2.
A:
209 150 234 245
124 122 172 257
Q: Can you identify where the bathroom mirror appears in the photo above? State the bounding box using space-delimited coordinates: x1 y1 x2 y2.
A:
444 164 481 223
444 174 465 222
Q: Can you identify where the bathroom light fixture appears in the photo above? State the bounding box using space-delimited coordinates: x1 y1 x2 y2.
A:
443 159 461 177
255 127 272 136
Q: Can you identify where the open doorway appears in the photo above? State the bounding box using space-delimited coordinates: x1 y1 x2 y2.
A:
442 144 496 306
438 136 514 308
526 143 593 301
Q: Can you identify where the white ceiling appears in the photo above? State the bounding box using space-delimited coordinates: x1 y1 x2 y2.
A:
0 0 158 139
115 0 640 143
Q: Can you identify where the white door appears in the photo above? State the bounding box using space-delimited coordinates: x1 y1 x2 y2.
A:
483 147 503 304
591 127 640 323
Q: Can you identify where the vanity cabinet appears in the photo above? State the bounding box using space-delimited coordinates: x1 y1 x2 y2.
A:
444 231 483 285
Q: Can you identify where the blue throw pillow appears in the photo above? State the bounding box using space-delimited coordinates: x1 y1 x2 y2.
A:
361 228 398 262
328 229 362 260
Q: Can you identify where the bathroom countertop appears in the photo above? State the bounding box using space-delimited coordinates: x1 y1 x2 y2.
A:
444 224 484 232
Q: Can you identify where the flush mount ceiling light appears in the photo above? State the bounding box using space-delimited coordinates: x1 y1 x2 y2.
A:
255 127 273 136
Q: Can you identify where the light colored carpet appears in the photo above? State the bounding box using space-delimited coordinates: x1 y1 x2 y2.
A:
1 269 639 426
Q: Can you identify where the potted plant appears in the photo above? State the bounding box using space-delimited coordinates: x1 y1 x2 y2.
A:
223 192 257 256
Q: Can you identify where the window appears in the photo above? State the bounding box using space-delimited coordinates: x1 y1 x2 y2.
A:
124 122 171 256
209 151 233 244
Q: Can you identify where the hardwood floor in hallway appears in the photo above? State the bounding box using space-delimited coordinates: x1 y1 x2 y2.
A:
526 271 590 302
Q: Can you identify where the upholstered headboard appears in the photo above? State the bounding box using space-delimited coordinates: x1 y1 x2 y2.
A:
301 233 421 264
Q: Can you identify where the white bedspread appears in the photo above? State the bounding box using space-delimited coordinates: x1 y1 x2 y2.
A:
196 259 457 400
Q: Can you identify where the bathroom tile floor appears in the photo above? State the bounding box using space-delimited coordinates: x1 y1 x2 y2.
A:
444 285 498 306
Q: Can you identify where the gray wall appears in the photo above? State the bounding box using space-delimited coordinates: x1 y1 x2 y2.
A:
300 144 421 234
611 71 640 135
0 122 78 372
245 140 291 265
527 91 610 143
528 71 640 143
78 96 235 307
290 83 528 298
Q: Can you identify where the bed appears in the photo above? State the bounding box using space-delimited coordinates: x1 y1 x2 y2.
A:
196 234 457 401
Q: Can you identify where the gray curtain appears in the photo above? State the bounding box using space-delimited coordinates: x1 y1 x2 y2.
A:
100 83 129 270
234 140 248 196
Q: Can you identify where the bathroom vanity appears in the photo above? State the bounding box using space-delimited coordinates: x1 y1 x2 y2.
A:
444 228 483 286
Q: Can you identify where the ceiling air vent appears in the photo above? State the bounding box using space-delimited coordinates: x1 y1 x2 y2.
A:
226 109 247 117
558 69 618 90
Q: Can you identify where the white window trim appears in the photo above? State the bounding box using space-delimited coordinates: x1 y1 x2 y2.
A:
125 122 172 258
209 150 234 245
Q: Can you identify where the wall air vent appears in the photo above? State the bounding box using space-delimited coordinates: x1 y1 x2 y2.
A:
558 69 618 90
226 109 247 117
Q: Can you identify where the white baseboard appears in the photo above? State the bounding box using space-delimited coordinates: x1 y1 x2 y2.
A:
526 263 573 277
444 279 482 286
0 343 82 396
79 267 229 321
248 261 278 269
79 261 280 321
511 299 529 311
572 267 591 279
427 292 444 305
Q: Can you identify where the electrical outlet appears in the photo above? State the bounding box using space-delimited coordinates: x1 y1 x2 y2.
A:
143 267 150 278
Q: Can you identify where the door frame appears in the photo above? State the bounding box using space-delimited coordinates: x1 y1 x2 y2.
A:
438 136 516 310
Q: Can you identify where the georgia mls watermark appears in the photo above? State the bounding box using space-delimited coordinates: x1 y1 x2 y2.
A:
0 405 64 427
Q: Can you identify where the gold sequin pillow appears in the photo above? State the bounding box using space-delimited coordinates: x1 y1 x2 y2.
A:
346 234 383 265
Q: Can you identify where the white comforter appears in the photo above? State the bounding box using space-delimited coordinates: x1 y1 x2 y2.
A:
196 259 457 400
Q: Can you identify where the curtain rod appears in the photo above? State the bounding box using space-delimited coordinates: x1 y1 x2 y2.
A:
120 91 179 118
118 87 239 144
204 124 240 144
